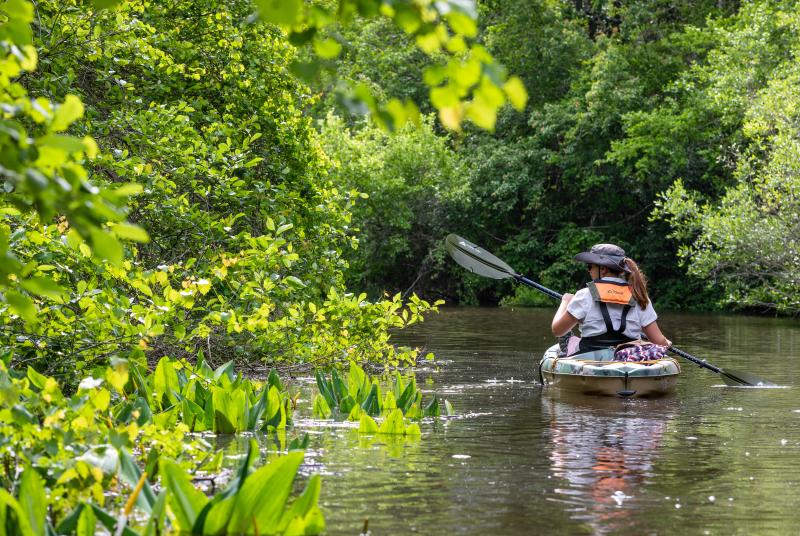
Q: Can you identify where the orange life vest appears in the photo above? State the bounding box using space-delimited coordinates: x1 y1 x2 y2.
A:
587 281 636 306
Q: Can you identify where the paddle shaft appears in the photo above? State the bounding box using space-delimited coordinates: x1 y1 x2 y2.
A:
512 274 724 374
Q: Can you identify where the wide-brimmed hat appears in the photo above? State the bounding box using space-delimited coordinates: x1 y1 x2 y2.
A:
575 243 631 273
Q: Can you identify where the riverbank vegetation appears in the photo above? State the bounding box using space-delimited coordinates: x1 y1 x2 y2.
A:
2 0 799 533
322 0 800 315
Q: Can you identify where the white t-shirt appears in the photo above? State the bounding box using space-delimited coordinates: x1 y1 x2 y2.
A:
566 277 657 338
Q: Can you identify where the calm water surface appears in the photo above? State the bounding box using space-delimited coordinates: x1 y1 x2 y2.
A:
253 308 800 534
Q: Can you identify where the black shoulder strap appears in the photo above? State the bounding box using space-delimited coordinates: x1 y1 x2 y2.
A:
598 302 632 335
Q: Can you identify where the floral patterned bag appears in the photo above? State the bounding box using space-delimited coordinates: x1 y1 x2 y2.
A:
614 340 668 362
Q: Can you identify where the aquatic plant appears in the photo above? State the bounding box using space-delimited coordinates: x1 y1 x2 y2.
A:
313 361 454 430
115 357 292 433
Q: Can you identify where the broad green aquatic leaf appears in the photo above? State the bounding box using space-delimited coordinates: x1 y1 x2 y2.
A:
331 369 347 403
405 423 422 436
213 361 235 383
358 414 378 434
382 391 397 413
312 393 331 419
347 361 367 398
153 358 180 408
347 404 361 422
338 394 355 415
142 491 167 536
315 370 335 408
0 489 35 536
276 474 323 534
396 381 416 413
445 400 455 416
19 468 46 536
160 459 208 531
264 385 286 429
360 381 381 416
226 452 304 534
378 408 405 435
76 504 96 536
423 394 441 417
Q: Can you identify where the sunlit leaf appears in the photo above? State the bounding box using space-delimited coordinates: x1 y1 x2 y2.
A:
89 229 124 265
112 223 149 243
50 94 84 132
256 0 303 27
20 276 67 299
503 76 528 111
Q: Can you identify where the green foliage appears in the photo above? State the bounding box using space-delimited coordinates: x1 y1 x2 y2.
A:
0 0 444 381
653 1 800 313
0 0 146 323
160 440 323 535
313 362 452 425
319 114 466 296
115 357 293 433
263 0 528 131
0 357 322 534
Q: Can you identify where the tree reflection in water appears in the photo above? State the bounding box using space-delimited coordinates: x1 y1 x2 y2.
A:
543 392 675 534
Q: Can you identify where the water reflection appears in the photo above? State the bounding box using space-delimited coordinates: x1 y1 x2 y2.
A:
543 392 675 534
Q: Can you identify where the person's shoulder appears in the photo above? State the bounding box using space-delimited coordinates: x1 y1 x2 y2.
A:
574 286 591 297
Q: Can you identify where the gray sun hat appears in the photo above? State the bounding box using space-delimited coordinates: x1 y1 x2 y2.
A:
574 243 631 273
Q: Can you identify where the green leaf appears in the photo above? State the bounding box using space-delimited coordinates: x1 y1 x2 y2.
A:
26 366 48 390
503 76 528 111
20 276 67 299
256 0 303 27
283 275 306 289
89 229 124 265
312 394 331 419
50 94 84 132
378 408 405 434
76 504 96 536
358 413 378 434
6 291 37 325
312 37 341 59
276 474 323 533
0 489 35 536
226 452 304 534
160 459 208 531
19 468 46 536
112 223 150 243
91 0 123 8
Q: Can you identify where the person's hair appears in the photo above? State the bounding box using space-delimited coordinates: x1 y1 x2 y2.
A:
623 258 649 308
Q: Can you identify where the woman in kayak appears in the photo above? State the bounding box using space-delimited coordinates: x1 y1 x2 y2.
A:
551 244 671 355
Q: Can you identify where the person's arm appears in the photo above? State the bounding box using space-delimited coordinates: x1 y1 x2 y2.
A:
642 321 671 347
552 293 579 336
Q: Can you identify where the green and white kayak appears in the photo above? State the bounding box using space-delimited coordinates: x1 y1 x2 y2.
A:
538 344 681 398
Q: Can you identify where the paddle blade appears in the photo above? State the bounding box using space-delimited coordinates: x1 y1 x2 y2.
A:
445 234 516 280
720 368 775 387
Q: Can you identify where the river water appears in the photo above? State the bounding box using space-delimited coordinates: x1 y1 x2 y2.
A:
257 307 800 534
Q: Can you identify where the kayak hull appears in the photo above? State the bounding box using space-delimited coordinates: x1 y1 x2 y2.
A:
539 344 680 398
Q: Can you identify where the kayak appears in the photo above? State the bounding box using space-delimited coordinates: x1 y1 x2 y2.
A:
538 344 681 398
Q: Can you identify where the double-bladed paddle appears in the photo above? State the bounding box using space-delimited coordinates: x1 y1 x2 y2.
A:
445 233 774 387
